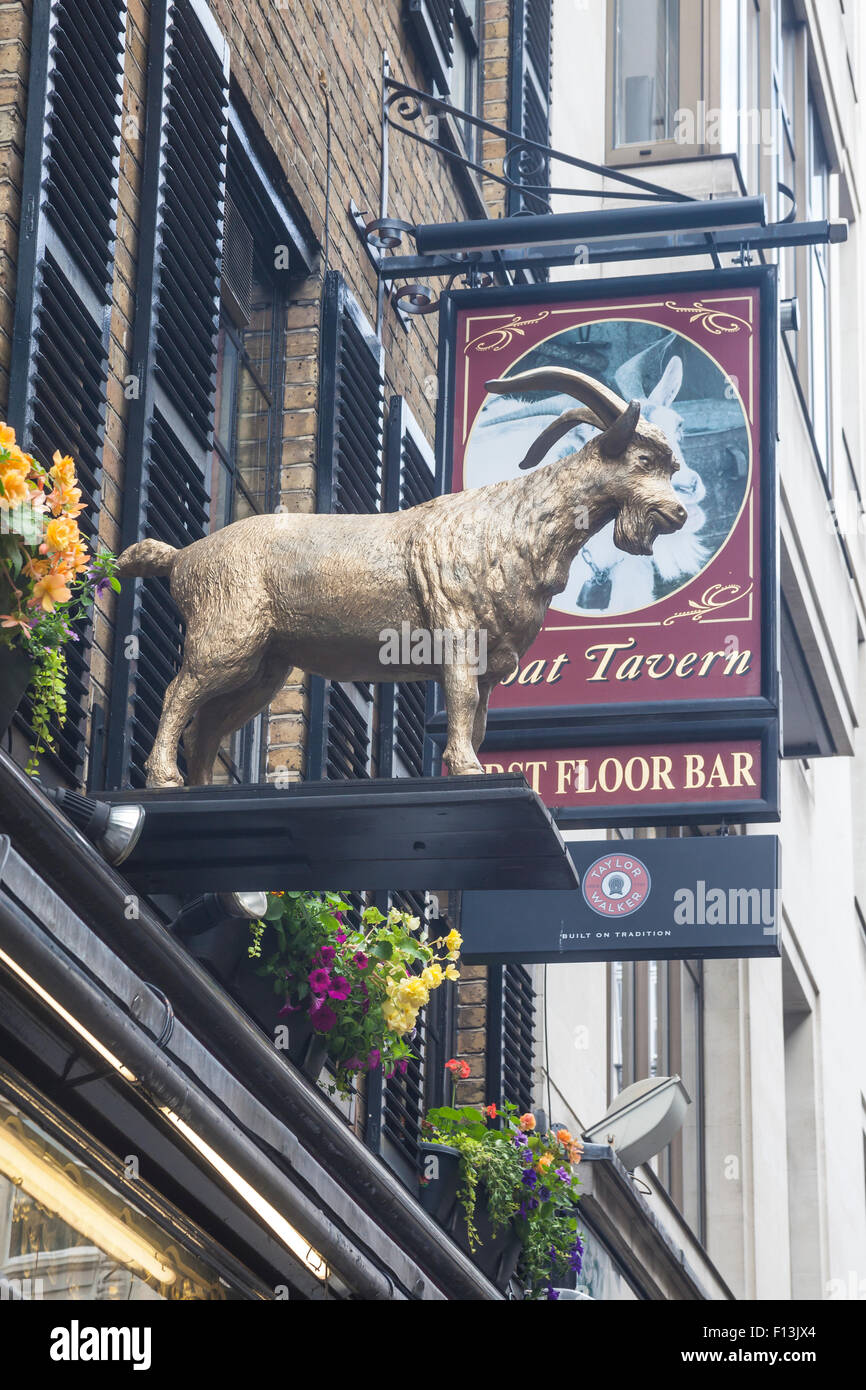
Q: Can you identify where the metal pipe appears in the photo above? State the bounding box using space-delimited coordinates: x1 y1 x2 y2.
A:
413 196 767 256
0 888 397 1301
381 218 847 280
0 753 501 1300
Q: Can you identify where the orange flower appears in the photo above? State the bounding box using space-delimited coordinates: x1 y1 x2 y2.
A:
568 1141 584 1165
0 465 31 509
518 1113 536 1132
32 570 72 611
50 451 76 487
483 1103 497 1119
536 1152 553 1170
43 516 80 554
556 1128 572 1146
0 422 17 450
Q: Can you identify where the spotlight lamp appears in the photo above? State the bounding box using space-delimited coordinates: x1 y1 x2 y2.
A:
171 891 269 939
47 789 145 866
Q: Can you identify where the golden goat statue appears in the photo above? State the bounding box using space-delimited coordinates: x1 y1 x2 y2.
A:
117 368 687 787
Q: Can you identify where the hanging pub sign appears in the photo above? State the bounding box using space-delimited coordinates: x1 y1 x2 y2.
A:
434 265 779 827
459 834 781 965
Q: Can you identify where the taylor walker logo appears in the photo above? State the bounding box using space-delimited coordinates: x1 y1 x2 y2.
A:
582 854 651 918
49 1320 152 1372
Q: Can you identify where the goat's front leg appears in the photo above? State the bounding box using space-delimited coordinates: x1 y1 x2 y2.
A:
442 663 484 776
472 677 495 754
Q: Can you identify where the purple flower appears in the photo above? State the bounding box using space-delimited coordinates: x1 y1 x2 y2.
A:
334 911 346 925
346 1056 363 1071
538 1185 551 1203
512 1133 528 1148
335 931 347 944
546 1287 560 1301
525 1195 539 1212
397 1059 408 1074
278 999 301 1015
367 1048 381 1070
521 1149 534 1167
555 1166 570 1184
353 951 369 970
327 975 351 1000
309 1001 337 1033
308 967 331 994
569 1236 584 1274
318 944 336 966
521 1169 537 1189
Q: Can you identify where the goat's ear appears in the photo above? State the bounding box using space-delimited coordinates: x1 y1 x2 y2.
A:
518 407 605 469
598 400 641 458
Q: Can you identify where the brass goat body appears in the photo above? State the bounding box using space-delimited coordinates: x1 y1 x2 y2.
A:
117 368 687 786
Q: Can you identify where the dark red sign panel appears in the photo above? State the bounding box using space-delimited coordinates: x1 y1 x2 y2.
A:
437 267 779 826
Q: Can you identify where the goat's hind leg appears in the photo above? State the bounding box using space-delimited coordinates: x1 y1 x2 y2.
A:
183 656 289 785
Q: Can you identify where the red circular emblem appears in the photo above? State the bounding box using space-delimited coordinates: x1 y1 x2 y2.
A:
582 853 651 917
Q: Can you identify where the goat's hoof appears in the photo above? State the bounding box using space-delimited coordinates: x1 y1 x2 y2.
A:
145 768 185 789
445 757 485 777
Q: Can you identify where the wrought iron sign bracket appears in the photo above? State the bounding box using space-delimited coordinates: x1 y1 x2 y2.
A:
365 75 847 313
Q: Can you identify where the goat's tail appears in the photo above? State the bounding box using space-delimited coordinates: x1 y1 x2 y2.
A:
116 538 178 577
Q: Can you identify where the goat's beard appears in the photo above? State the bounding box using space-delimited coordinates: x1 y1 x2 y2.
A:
613 505 659 557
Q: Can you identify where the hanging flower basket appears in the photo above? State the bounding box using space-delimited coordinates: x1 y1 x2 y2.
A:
417 1141 462 1225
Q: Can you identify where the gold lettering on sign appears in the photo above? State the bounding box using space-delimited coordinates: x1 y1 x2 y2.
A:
482 750 757 796
585 637 752 683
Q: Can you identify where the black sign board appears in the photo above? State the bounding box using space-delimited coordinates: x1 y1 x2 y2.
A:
460 834 780 964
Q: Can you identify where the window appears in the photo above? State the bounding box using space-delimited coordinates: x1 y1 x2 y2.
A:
607 0 704 164
607 828 705 1240
207 149 289 784
450 0 480 158
614 0 679 147
807 97 831 477
772 0 800 349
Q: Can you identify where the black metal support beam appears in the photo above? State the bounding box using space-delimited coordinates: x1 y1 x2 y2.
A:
87 774 581 894
381 218 847 280
412 197 767 256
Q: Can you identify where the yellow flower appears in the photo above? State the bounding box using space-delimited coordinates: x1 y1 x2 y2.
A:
421 963 443 990
32 571 72 611
445 928 462 959
43 515 80 554
50 451 76 487
396 977 429 1009
444 963 460 982
0 465 30 509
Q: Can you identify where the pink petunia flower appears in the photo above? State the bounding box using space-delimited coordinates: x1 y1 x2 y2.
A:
308 967 332 994
327 975 351 1000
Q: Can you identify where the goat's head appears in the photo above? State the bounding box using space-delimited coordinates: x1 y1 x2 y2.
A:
486 367 688 557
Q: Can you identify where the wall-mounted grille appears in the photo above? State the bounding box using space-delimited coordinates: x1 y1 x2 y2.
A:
220 191 255 323
105 0 229 790
487 963 536 1113
8 0 126 786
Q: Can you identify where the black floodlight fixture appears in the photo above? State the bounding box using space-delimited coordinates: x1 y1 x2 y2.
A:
172 890 269 940
413 195 768 257
47 789 145 867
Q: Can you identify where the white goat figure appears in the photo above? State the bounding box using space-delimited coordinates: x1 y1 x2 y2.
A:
570 345 708 613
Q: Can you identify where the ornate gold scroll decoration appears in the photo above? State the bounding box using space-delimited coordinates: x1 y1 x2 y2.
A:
465 310 551 351
662 583 754 625
663 301 752 335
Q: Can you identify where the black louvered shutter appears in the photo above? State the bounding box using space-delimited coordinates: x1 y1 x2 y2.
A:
404 0 454 95
307 272 383 783
487 964 536 1112
378 397 437 780
104 0 229 789
508 0 553 217
7 0 126 784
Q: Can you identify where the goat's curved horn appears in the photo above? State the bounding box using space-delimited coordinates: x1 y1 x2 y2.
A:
598 399 641 457
518 407 606 469
486 369 628 427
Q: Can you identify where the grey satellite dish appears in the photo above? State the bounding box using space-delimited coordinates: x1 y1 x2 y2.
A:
582 1075 691 1171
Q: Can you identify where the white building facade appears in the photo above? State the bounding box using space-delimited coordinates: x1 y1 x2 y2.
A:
542 0 866 1301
